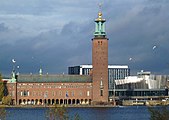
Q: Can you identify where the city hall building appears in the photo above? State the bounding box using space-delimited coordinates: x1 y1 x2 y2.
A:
3 11 110 105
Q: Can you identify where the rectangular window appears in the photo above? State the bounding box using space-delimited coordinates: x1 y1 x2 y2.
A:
100 89 103 96
66 91 69 97
71 91 74 96
87 91 90 96
44 91 48 98
21 91 23 96
27 91 29 96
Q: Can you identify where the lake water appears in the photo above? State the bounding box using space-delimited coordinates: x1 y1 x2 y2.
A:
4 106 151 120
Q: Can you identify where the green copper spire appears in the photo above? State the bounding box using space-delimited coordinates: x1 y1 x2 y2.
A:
94 11 106 37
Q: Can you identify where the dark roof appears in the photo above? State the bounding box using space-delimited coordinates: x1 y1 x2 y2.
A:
17 74 92 83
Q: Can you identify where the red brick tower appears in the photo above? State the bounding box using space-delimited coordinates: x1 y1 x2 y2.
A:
92 11 108 103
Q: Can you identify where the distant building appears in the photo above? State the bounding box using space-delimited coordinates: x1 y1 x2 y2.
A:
115 70 169 89
68 64 130 89
108 70 169 100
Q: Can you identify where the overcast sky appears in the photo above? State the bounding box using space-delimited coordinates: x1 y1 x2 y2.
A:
0 0 169 75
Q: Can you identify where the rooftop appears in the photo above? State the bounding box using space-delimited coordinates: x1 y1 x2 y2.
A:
17 74 92 83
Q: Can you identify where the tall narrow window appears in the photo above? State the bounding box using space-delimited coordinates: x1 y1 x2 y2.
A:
71 91 74 96
100 89 103 96
52 91 55 96
87 91 90 96
27 91 30 96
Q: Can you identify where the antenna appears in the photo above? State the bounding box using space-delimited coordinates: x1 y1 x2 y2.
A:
98 2 103 12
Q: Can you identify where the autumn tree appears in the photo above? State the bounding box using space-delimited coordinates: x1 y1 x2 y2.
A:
0 74 4 101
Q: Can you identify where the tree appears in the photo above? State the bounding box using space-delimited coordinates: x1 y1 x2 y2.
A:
148 106 169 120
0 74 4 101
2 96 12 105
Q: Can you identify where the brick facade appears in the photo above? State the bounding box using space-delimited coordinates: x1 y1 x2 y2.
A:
92 37 108 103
7 81 92 105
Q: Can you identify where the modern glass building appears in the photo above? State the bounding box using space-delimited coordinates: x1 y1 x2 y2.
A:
68 64 130 89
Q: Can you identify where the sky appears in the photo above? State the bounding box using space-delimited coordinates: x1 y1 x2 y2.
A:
0 0 169 75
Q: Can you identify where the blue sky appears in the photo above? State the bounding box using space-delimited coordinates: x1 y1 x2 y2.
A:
0 0 169 75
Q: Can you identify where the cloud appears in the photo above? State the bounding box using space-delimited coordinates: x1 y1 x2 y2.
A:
0 0 169 75
0 23 8 32
107 0 169 74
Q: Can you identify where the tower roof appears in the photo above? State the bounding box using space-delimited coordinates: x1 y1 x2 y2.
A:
94 6 106 37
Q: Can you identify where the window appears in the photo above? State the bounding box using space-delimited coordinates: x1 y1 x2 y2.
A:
79 91 82 96
52 91 55 96
98 41 100 45
44 91 48 98
23 90 27 96
100 89 103 96
66 91 69 97
87 91 90 96
27 91 30 96
72 91 74 96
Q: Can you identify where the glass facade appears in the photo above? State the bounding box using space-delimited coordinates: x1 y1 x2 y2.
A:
68 65 130 89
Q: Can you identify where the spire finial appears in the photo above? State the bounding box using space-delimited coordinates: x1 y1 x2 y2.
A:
97 3 103 20
99 3 102 13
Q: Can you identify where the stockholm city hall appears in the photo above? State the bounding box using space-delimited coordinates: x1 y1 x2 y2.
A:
4 10 110 105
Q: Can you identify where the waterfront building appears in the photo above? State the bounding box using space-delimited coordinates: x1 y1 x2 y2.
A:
2 10 168 106
68 64 130 89
3 10 110 105
5 74 92 105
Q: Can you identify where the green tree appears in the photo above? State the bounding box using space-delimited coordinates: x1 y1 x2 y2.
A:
0 74 4 101
148 106 169 120
2 96 12 105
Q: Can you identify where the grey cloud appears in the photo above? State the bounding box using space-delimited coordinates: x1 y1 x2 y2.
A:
0 20 92 75
0 23 8 32
107 0 169 74
0 0 169 75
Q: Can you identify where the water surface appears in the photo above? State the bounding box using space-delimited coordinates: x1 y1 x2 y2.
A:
5 106 150 120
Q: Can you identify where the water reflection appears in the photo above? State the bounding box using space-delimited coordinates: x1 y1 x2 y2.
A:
0 107 7 120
